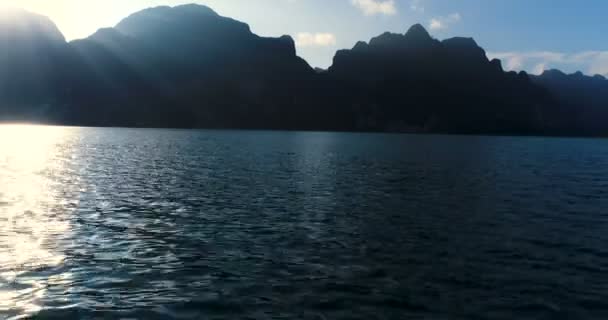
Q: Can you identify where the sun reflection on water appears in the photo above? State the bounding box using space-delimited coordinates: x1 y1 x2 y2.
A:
0 125 78 318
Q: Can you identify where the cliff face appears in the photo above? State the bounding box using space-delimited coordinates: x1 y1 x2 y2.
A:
61 4 316 128
327 24 552 134
0 5 605 135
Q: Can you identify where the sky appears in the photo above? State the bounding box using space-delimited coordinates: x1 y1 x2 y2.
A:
3 0 608 75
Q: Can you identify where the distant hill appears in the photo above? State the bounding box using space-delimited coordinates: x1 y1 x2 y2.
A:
0 4 606 135
531 70 608 135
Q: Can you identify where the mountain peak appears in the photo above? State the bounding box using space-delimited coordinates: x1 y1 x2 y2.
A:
540 69 566 78
126 4 218 17
171 3 219 16
369 32 404 47
442 37 479 48
405 23 431 40
119 4 218 26
115 4 225 38
490 58 504 72
367 25 435 50
0 7 65 43
572 71 585 78
441 37 486 60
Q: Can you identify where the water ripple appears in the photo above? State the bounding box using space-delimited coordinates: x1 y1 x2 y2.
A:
1 127 608 319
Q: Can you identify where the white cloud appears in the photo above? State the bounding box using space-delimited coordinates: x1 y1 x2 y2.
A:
429 19 443 31
295 32 337 47
351 0 397 16
410 0 425 13
487 51 608 76
582 51 608 76
532 63 547 75
429 13 461 31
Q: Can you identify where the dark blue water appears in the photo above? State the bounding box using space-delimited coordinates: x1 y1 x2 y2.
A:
1 126 608 319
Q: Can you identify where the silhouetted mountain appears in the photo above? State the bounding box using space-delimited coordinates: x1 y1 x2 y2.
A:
531 70 608 135
62 4 318 128
0 4 606 135
0 8 70 121
327 24 552 133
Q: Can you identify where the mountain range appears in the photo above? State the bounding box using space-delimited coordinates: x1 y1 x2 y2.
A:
0 4 606 135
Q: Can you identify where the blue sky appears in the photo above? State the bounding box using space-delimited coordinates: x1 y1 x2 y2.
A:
9 0 608 75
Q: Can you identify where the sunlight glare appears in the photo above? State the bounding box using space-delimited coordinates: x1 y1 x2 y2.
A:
0 124 77 317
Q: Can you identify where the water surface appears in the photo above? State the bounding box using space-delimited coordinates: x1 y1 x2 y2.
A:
1 126 607 319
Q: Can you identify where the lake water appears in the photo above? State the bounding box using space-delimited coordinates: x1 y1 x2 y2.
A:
1 125 607 319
